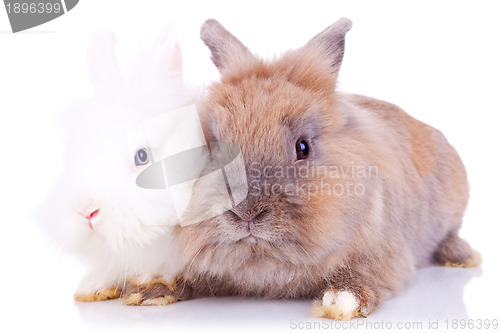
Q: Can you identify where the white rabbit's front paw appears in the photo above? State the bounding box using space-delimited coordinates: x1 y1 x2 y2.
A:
74 287 121 302
310 290 360 320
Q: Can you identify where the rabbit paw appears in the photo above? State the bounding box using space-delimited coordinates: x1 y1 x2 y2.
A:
434 233 482 268
74 287 122 302
310 290 361 321
123 294 177 306
122 277 177 306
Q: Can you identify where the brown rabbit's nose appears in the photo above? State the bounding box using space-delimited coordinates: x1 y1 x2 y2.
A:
85 209 100 230
229 209 270 232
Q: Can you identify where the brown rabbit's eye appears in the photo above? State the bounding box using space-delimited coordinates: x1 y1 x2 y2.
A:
135 148 150 166
295 139 310 160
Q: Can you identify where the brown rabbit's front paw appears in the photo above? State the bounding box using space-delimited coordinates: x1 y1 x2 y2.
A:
310 290 364 321
74 287 122 302
122 277 177 306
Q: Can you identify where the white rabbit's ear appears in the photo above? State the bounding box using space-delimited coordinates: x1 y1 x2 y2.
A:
302 18 352 74
128 24 183 92
200 19 255 73
87 29 126 98
149 23 183 74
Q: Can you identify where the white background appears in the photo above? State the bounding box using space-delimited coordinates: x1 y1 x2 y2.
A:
1 1 499 332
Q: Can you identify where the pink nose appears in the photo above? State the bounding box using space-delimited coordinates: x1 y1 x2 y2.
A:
85 209 100 229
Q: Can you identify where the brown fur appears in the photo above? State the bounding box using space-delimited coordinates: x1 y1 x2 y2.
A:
122 277 178 306
434 232 482 267
404 114 437 177
173 18 479 320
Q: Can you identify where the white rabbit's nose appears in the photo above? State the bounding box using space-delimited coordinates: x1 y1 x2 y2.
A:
84 209 100 230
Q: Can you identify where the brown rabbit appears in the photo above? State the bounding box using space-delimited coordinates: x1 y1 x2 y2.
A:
169 18 481 320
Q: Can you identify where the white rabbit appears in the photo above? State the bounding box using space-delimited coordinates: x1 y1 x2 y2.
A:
38 26 204 305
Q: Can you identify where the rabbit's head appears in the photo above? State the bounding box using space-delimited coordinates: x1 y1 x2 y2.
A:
39 27 202 263
176 19 387 279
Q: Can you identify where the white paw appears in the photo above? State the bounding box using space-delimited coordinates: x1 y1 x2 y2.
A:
311 290 360 320
323 290 359 313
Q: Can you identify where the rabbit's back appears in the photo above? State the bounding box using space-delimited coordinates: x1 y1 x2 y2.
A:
343 93 469 267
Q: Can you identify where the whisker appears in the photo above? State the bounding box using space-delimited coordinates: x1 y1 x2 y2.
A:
187 245 206 274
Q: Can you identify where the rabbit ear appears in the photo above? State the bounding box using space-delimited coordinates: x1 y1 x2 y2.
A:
303 18 352 74
128 23 183 89
87 29 126 98
200 19 254 72
150 23 183 73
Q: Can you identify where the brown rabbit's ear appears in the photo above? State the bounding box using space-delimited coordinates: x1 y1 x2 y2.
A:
200 19 255 72
302 18 352 74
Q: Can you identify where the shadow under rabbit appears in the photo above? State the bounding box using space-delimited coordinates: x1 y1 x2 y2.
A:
74 266 480 329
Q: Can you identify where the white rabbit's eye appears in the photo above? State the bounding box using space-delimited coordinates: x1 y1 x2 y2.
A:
295 139 310 160
135 148 150 166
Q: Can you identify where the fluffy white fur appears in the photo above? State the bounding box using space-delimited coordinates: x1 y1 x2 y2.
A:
38 27 201 297
322 291 359 314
